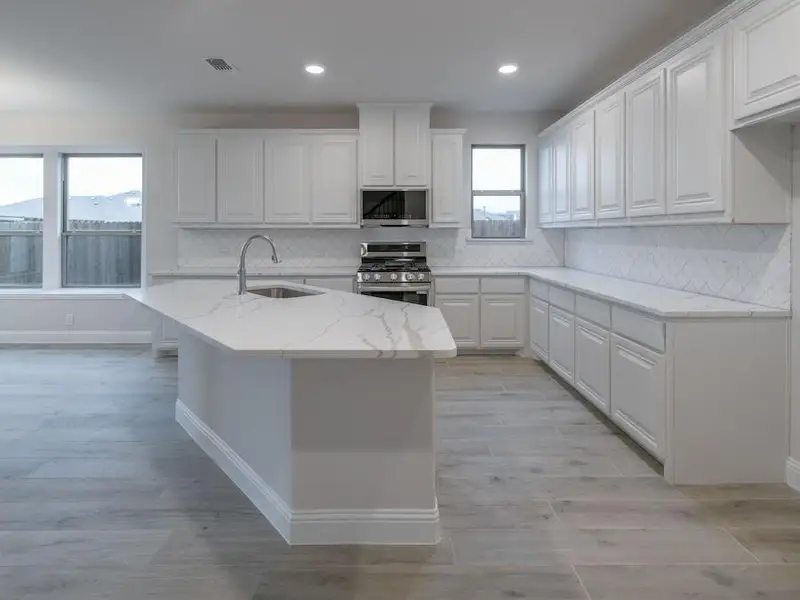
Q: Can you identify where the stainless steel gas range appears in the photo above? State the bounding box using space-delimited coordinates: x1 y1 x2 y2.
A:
356 242 432 306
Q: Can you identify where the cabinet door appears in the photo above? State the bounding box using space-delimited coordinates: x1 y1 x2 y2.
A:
575 317 611 415
359 106 395 186
529 296 549 360
311 135 358 224
431 133 464 227
174 134 216 223
217 136 265 223
570 109 596 221
553 129 571 222
732 0 800 120
611 334 666 459
626 69 667 217
394 105 431 187
480 295 525 348
595 92 626 220
265 137 311 224
538 139 554 224
436 295 480 348
667 35 724 215
548 306 574 383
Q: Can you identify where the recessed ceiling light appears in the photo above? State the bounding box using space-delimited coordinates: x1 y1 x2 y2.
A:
498 64 519 75
305 64 325 75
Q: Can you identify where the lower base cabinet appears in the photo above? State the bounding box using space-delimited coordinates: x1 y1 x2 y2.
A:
436 295 480 348
574 317 611 415
480 295 525 348
529 296 549 359
549 306 575 383
610 334 666 459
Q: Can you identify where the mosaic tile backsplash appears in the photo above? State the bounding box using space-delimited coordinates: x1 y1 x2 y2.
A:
565 225 791 309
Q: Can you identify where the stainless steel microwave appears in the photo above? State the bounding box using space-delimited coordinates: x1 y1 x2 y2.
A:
361 189 428 227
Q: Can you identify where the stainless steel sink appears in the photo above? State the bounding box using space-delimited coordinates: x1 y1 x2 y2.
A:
247 286 322 299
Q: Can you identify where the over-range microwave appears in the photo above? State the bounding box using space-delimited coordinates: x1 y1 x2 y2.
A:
361 189 428 227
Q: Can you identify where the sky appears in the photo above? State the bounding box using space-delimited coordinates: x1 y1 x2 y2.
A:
0 156 142 209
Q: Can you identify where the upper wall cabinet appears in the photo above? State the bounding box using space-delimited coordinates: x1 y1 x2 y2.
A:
732 0 800 122
570 108 596 221
358 103 431 188
217 135 265 224
626 69 667 218
174 134 217 223
666 32 724 215
553 127 571 222
430 130 465 228
538 138 554 225
265 135 312 224
310 135 359 224
595 91 626 220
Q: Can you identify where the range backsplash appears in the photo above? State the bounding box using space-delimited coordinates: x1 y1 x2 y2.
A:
565 224 790 309
178 227 564 270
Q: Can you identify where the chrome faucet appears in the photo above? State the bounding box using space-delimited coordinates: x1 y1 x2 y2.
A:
237 234 281 295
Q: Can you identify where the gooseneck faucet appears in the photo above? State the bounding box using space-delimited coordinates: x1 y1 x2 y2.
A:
237 234 281 295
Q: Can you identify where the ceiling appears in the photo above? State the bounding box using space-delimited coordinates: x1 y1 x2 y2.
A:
0 0 732 113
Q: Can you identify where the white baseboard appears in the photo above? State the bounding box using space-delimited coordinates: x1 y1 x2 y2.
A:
786 457 800 492
176 399 440 545
0 330 151 345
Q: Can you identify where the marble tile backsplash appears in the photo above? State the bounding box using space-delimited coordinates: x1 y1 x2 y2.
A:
178 227 564 271
565 225 791 309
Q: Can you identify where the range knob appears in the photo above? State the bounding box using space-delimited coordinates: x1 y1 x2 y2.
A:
390 273 398 281
374 273 382 281
362 273 371 281
417 273 426 281
405 273 416 282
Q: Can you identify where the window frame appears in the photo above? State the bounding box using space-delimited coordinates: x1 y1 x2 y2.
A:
61 153 143 288
0 153 45 288
470 144 526 240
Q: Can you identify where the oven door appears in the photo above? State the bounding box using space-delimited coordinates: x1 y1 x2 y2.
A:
357 285 431 306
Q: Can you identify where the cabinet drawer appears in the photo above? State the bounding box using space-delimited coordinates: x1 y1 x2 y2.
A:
612 306 665 352
435 277 480 294
575 294 611 328
480 277 526 294
549 286 576 312
529 278 550 301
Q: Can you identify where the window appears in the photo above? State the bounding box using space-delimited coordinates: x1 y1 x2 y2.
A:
0 156 44 287
471 145 525 239
62 155 142 287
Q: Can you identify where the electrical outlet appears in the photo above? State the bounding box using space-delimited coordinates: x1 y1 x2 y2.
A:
65 313 74 327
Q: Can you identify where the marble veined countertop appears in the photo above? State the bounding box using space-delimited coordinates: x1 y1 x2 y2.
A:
126 280 456 358
433 267 788 318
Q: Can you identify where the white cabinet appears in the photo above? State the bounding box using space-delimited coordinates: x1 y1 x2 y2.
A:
570 108 596 221
529 296 549 360
431 131 464 227
626 69 666 217
436 295 480 348
217 136 265 224
553 128 571 222
611 334 666 459
666 34 724 215
595 92 626 220
304 277 354 293
575 317 611 415
732 0 800 120
480 295 525 348
358 106 395 187
358 104 431 188
265 136 311 224
549 306 575 382
174 134 216 223
310 135 358 224
394 105 431 187
538 139 554 225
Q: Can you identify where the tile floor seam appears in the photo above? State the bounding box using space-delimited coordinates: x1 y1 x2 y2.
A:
570 564 593 600
720 526 763 564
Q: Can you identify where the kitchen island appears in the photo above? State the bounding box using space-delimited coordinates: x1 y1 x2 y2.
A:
127 280 456 545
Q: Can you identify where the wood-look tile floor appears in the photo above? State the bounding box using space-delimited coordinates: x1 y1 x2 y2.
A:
1 348 799 599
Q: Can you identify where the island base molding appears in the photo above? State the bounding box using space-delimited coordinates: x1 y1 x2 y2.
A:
786 458 800 493
175 330 440 545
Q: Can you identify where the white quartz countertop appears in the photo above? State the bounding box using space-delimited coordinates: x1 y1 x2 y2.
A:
126 280 456 359
433 267 789 318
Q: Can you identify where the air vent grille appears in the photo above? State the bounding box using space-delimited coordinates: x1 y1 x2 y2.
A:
204 58 236 71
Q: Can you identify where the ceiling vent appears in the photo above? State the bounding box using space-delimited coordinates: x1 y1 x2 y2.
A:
204 58 236 72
